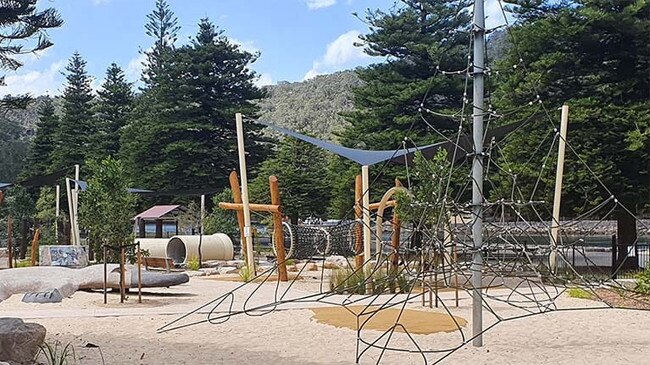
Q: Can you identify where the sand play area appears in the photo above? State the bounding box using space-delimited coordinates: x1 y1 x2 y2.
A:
1 272 649 365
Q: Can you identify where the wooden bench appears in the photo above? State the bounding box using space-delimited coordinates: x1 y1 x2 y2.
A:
143 257 175 273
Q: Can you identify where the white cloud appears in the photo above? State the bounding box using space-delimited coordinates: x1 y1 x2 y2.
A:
485 0 511 28
255 73 273 87
0 60 66 96
231 38 259 55
126 51 147 82
303 30 370 80
92 0 111 5
305 0 337 9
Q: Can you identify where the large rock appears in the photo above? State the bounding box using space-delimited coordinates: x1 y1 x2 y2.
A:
324 255 348 270
0 318 46 364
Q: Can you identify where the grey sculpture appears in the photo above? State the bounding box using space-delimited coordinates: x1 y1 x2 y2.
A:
0 264 189 303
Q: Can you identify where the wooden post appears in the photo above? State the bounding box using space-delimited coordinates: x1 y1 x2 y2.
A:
354 175 363 269
550 104 569 273
103 244 107 304
138 218 145 238
7 216 13 269
229 171 246 247
30 229 41 266
55 185 60 244
120 246 126 303
611 234 617 278
235 113 255 272
65 178 76 244
72 164 81 246
218 202 281 213
155 219 163 238
269 176 288 282
390 179 402 272
361 166 371 264
137 242 142 304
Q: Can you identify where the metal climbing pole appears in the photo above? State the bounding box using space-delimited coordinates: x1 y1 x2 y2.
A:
471 0 485 347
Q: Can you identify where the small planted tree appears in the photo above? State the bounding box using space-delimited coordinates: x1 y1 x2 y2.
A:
205 188 239 238
80 157 136 262
34 186 58 245
177 200 203 265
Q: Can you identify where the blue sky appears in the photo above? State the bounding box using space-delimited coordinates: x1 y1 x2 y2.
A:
2 0 508 96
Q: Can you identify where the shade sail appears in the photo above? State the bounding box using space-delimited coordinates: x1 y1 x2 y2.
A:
259 120 524 166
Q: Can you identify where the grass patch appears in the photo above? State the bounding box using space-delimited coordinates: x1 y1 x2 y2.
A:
239 265 254 282
567 287 592 299
330 267 412 295
16 259 32 268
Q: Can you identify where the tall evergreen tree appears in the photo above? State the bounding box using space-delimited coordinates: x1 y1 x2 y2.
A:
0 0 63 87
93 63 133 159
21 98 59 177
492 0 649 265
123 17 267 196
341 0 471 150
121 0 180 192
329 0 471 217
52 52 96 171
142 0 179 89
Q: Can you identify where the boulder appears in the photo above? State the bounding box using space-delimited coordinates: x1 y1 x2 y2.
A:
0 318 46 364
22 289 64 304
218 267 239 275
225 260 245 268
324 255 348 270
298 263 318 272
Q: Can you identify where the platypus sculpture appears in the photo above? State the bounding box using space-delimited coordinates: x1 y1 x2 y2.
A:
0 264 189 303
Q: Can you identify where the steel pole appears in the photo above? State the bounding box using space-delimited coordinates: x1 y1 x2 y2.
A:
471 0 485 347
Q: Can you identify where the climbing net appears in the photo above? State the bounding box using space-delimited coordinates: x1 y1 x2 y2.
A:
159 2 649 363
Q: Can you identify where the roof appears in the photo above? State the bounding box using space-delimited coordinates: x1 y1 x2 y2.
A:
0 182 13 190
134 205 183 220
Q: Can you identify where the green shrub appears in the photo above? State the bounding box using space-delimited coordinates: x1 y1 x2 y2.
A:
239 265 253 282
635 267 650 295
186 256 200 271
37 340 76 365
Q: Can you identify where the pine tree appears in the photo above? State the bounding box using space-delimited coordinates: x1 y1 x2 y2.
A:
93 63 133 159
492 0 649 266
330 0 472 217
22 98 59 177
142 0 179 89
0 0 63 87
121 0 180 192
123 17 267 195
340 0 471 150
52 52 96 171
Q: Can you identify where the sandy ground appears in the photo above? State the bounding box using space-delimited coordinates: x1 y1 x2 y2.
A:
2 274 650 365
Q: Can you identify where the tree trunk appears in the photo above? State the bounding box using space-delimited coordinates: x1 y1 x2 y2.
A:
616 208 638 270
19 219 30 259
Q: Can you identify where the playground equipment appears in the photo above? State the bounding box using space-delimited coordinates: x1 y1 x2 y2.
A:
137 234 234 265
219 171 288 281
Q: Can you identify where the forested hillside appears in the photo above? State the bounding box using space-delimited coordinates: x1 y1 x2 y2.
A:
257 70 361 140
0 96 50 181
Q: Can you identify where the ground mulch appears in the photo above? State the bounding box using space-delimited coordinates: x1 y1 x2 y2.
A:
593 288 650 310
